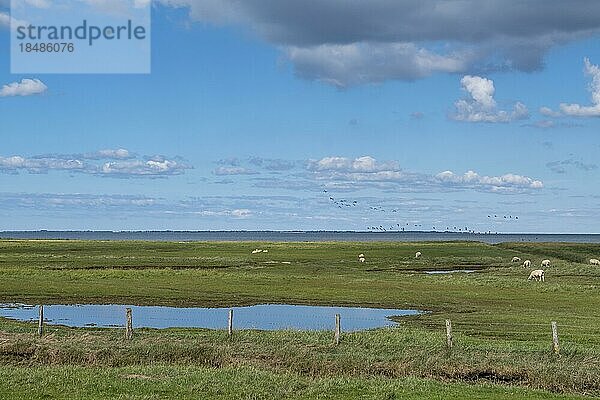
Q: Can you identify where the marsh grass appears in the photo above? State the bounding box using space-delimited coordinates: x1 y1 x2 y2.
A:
0 240 599 398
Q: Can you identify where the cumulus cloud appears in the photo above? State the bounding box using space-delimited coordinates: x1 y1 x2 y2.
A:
95 148 133 159
213 154 544 194
539 106 562 117
302 156 543 193
307 156 400 173
0 78 47 97
0 156 86 173
551 58 600 117
0 149 191 177
157 0 600 86
101 157 190 177
452 75 529 122
435 170 543 192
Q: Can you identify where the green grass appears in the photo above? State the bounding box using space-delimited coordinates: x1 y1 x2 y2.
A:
0 239 599 398
0 365 588 400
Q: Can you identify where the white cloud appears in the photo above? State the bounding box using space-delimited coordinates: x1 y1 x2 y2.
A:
557 58 600 117
101 157 189 176
302 156 543 193
307 156 400 173
190 208 253 218
0 78 48 97
23 0 51 8
522 119 582 129
96 148 132 159
435 170 543 192
0 193 160 210
0 150 191 177
230 208 252 218
0 155 86 173
213 166 258 176
452 75 529 123
0 11 29 31
539 106 561 117
0 12 9 28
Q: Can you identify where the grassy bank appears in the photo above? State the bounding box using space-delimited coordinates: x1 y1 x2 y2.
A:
0 239 599 398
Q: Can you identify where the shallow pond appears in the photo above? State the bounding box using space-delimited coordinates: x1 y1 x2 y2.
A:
0 303 421 332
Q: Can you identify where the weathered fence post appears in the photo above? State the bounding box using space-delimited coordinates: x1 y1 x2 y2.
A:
37 305 44 337
551 321 560 355
334 313 341 345
228 309 234 336
445 319 453 350
125 308 133 340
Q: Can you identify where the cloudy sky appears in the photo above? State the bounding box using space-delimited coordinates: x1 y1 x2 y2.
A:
1 1 599 232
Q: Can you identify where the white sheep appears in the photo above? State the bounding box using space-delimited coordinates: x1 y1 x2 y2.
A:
590 258 600 266
415 251 422 259
528 269 545 282
522 260 531 268
541 259 551 268
511 256 521 263
251 249 263 254
263 250 268 253
358 257 365 263
358 253 365 258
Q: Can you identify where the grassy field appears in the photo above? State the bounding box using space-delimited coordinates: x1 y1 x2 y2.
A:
0 239 599 399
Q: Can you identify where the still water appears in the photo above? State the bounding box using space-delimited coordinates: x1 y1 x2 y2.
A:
0 303 421 332
2 231 599 243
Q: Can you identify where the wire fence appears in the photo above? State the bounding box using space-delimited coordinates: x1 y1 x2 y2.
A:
2 303 598 355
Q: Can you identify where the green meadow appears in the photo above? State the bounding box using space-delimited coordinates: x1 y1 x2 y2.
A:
0 239 599 399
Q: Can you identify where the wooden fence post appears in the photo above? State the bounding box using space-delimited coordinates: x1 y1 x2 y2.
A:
334 313 341 345
125 308 133 340
37 305 44 337
445 319 453 350
228 309 234 336
551 321 560 355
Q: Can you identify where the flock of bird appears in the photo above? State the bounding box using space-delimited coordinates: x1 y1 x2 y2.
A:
322 189 520 234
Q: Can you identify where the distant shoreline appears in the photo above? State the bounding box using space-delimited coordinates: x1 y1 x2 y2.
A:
1 231 599 244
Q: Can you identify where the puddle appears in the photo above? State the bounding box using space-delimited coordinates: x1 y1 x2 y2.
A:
0 303 422 332
425 270 476 274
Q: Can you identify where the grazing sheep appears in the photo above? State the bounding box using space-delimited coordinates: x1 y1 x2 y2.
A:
251 249 263 254
522 260 531 268
541 259 551 268
590 258 600 266
415 251 422 259
358 257 365 263
263 250 268 253
358 253 365 258
511 256 521 263
528 269 545 282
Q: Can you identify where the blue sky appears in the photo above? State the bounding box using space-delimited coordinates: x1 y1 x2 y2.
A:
0 1 599 233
